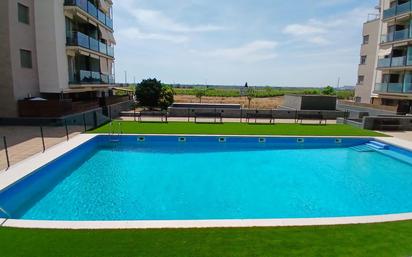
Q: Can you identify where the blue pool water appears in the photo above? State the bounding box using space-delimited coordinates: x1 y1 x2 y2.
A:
1 136 412 221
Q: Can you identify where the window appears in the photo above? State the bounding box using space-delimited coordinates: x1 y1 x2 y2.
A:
363 35 369 44
20 49 32 68
18 3 29 24
357 75 365 85
360 56 367 65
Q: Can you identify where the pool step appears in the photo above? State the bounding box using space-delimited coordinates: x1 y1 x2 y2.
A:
366 141 389 150
351 145 375 152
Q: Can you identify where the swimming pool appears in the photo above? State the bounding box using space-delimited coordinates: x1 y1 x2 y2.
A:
1 135 412 224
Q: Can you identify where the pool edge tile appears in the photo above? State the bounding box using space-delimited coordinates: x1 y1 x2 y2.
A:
4 213 412 229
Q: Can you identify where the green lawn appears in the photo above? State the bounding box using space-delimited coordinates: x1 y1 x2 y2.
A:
91 121 385 137
1 221 412 257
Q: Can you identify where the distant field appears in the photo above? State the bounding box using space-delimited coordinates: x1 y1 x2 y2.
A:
173 87 354 100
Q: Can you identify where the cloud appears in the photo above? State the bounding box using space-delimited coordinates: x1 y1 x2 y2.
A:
130 9 226 33
282 7 375 45
194 40 278 63
118 27 188 43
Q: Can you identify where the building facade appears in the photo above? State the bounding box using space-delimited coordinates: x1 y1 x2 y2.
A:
355 16 381 104
356 0 412 113
0 0 116 117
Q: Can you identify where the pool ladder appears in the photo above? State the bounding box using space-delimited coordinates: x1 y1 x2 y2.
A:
109 122 123 142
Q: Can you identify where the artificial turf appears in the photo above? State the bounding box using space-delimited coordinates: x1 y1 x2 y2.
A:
90 121 385 137
1 221 412 257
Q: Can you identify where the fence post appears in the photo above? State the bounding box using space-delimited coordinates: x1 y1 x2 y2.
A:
64 120 69 141
40 126 46 152
3 136 10 170
83 113 87 132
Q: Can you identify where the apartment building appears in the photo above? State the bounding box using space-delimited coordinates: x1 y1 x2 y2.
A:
356 0 412 113
355 16 381 104
0 0 116 117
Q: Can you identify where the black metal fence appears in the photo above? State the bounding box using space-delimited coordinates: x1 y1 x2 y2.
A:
0 110 111 171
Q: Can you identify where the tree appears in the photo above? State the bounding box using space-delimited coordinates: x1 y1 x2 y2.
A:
321 86 336 96
194 88 207 103
135 79 174 109
246 87 256 108
159 86 175 110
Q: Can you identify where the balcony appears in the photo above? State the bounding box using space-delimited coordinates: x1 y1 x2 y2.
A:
375 83 404 93
383 1 412 20
377 56 407 68
64 0 113 30
70 70 114 85
381 28 411 43
67 32 114 57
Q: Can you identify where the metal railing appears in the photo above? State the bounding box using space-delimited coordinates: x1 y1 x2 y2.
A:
64 0 114 30
374 82 404 93
70 70 114 85
1 109 112 171
67 31 114 57
383 1 412 20
377 56 408 68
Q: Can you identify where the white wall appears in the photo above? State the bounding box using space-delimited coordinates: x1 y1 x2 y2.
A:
34 0 68 93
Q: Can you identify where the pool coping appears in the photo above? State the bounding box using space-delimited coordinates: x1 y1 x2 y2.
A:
2 133 412 229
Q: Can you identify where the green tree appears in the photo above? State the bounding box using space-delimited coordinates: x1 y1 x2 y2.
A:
159 85 175 110
135 79 174 109
194 88 207 103
321 86 336 96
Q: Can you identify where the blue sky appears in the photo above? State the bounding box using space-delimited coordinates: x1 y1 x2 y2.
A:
114 0 377 87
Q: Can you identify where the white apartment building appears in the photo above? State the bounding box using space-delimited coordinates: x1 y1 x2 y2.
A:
356 0 412 113
0 0 116 117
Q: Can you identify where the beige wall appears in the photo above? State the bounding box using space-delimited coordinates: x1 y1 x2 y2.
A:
355 18 381 104
0 0 40 117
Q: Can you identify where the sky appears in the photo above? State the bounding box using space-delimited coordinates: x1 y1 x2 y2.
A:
113 0 378 87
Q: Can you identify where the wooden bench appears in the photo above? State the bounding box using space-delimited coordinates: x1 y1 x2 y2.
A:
137 111 168 123
246 111 275 124
194 111 223 123
296 113 326 125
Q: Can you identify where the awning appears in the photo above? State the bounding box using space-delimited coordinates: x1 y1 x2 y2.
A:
100 57 109 74
98 25 116 45
378 47 392 57
108 32 116 45
99 0 110 13
98 25 110 41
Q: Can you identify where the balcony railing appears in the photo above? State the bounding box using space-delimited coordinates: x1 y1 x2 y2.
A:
381 28 411 43
70 70 114 85
64 0 113 30
377 56 407 68
383 1 412 20
67 32 115 57
375 83 408 93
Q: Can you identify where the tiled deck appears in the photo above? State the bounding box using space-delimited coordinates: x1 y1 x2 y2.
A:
0 126 83 171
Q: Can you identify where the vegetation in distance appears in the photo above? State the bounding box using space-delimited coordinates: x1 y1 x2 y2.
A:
91 122 385 137
173 85 354 100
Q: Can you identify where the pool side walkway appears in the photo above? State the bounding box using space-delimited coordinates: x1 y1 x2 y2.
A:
1 133 412 229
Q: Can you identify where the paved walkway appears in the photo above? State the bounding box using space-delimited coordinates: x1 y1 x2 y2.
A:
380 131 412 142
0 126 82 171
